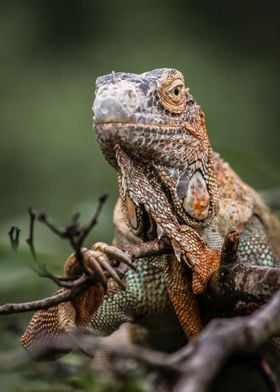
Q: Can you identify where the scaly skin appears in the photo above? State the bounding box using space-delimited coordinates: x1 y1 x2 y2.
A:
21 68 280 358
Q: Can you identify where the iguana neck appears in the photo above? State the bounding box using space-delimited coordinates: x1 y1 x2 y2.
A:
116 143 219 244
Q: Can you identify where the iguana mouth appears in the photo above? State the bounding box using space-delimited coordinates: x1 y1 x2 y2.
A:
93 111 182 128
94 118 201 140
94 120 183 136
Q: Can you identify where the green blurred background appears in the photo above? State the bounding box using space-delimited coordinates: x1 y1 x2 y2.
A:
0 1 279 390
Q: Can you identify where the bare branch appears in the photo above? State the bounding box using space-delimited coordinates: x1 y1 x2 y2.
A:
80 335 170 369
0 332 176 377
167 291 280 392
8 226 21 251
36 265 79 288
220 230 240 265
0 274 99 314
125 236 172 259
37 212 68 237
26 207 37 259
210 261 280 305
37 194 108 276
76 193 108 245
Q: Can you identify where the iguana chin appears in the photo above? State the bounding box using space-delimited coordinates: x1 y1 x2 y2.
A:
21 68 280 359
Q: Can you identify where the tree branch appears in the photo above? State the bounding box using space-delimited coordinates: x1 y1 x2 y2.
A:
168 290 280 392
0 275 99 314
10 290 280 392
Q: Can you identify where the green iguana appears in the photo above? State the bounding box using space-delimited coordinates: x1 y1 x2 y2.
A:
21 68 280 358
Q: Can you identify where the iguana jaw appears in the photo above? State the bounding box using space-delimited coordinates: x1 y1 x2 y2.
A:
94 120 205 170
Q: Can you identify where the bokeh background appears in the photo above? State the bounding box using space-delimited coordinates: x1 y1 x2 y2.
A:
0 1 279 391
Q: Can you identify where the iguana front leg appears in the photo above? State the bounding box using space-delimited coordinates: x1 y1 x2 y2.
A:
21 245 130 360
163 255 203 339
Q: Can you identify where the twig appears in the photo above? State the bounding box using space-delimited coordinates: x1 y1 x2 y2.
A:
37 194 108 275
38 194 108 244
30 332 177 374
0 332 176 376
26 207 37 259
220 230 240 266
0 275 99 314
125 236 172 259
36 266 80 288
168 291 280 392
8 226 21 251
37 213 68 237
76 193 108 245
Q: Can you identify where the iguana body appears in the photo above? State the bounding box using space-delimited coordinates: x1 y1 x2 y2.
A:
21 68 280 357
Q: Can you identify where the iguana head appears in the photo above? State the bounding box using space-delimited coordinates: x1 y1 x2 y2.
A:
93 68 209 170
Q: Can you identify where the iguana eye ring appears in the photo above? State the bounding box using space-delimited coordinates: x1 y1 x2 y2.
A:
158 72 186 113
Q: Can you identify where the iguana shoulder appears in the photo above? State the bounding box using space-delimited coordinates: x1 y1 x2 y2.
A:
206 152 280 262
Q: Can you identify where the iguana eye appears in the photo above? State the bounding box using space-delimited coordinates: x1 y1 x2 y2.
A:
170 84 184 100
158 74 186 114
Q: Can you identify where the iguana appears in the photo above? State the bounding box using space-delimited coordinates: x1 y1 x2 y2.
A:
21 68 280 358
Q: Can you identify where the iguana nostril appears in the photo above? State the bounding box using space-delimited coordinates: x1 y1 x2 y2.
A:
93 83 139 124
127 89 136 100
99 103 109 116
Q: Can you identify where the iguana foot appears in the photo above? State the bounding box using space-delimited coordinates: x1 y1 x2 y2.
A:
91 242 135 269
21 245 129 360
